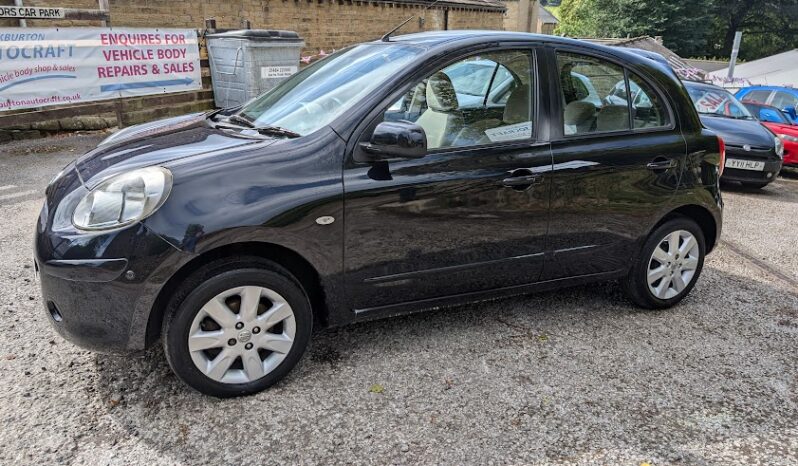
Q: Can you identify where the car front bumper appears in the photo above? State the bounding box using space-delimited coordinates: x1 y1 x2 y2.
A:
722 152 783 184
34 167 185 353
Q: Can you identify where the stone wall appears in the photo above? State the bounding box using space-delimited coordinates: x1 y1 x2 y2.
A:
0 0 504 136
109 0 503 55
1 0 504 54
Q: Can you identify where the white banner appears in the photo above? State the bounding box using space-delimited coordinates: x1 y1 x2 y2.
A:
0 28 201 111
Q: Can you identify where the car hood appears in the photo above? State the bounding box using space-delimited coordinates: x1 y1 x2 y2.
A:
699 115 775 148
75 113 277 187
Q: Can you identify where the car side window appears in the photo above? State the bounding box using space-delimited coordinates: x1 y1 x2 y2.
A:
626 72 670 129
557 52 630 135
744 90 772 104
771 91 798 109
381 50 534 150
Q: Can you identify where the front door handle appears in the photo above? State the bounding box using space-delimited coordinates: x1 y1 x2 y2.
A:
502 169 543 190
646 158 677 171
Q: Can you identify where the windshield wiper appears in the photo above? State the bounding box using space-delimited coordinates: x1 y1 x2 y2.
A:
251 125 301 138
217 115 301 138
227 114 255 127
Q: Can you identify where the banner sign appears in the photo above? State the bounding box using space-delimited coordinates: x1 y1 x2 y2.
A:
0 28 201 111
0 7 65 19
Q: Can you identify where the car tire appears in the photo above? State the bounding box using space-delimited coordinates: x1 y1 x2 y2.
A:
162 257 312 397
622 217 706 309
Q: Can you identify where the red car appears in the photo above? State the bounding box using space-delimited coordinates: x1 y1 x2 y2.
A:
744 101 798 167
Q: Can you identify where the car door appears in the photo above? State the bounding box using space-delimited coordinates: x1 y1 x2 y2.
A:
542 47 685 280
342 46 553 313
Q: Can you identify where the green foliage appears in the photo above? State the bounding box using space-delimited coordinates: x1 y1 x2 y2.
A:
555 0 798 60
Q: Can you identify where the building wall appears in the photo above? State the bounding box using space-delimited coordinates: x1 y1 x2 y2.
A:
1 1 504 54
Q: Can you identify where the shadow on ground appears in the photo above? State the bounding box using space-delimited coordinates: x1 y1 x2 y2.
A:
91 262 798 465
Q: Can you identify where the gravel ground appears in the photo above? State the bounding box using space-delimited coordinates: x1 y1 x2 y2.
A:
1 134 797 466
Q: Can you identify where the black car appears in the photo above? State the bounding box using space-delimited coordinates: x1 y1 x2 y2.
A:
684 80 784 188
35 31 723 397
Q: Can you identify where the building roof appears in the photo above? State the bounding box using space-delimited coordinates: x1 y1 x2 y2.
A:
386 0 505 10
582 36 704 80
539 5 559 24
709 49 798 88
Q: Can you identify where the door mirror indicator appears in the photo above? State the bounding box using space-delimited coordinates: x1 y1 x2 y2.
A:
357 121 427 162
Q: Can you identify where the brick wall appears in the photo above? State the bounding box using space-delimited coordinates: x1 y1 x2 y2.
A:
2 0 504 54
0 0 504 135
107 0 503 55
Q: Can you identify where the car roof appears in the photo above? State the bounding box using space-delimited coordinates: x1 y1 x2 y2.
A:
381 30 668 74
384 30 630 55
741 85 798 93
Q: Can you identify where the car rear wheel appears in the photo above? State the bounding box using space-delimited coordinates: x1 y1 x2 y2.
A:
623 217 706 309
162 257 312 397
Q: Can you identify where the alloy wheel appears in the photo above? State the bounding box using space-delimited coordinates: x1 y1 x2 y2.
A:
646 230 701 300
187 286 296 384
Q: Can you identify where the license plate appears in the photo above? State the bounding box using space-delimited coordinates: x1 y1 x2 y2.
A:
726 158 765 171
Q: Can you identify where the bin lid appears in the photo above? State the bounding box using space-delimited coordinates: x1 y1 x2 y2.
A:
206 29 303 42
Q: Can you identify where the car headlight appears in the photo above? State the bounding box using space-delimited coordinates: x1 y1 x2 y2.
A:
778 133 798 143
774 136 784 158
72 167 172 231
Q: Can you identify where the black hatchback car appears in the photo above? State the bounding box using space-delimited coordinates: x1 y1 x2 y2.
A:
35 31 723 397
684 80 784 188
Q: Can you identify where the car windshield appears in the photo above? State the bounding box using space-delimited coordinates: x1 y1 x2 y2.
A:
234 44 423 136
744 103 791 124
686 85 754 120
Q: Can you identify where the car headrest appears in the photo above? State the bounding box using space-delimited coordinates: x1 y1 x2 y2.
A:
597 105 630 132
426 72 459 113
564 101 596 125
504 84 530 124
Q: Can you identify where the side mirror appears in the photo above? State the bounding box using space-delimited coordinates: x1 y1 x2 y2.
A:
783 106 797 121
357 121 427 162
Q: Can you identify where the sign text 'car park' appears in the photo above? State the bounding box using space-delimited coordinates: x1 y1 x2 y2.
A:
0 7 65 19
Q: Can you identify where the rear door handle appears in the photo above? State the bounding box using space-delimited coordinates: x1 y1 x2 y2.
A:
646 158 677 170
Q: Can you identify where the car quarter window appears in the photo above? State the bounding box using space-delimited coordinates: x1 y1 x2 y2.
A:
743 89 772 104
771 91 798 109
626 72 671 129
381 49 534 150
557 52 630 135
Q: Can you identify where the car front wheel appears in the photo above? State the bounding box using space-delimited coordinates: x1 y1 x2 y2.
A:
162 257 312 397
623 217 706 309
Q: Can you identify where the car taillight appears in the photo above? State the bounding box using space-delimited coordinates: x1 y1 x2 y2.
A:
718 136 726 176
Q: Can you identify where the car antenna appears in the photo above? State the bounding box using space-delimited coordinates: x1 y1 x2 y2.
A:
381 0 444 42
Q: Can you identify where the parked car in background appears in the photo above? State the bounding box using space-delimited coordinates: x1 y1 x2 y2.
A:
685 81 783 188
36 31 724 397
736 86 798 122
744 101 798 168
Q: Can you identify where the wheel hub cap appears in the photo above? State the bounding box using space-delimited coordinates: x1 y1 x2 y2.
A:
187 286 296 384
646 230 700 300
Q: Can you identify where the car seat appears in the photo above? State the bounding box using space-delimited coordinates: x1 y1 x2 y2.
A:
415 72 463 149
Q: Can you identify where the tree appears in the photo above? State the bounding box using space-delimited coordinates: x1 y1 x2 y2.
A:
555 0 798 60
